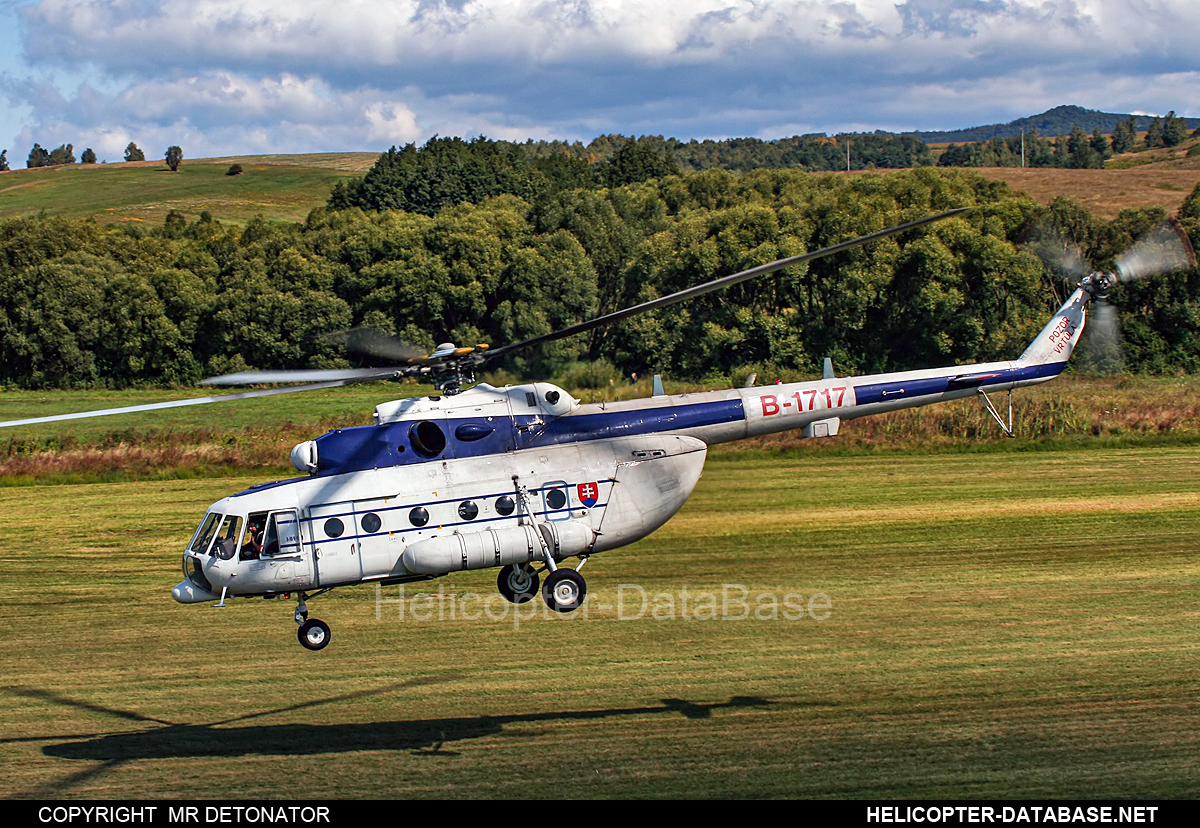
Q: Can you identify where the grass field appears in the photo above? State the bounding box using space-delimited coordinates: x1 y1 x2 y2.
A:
0 154 376 227
974 166 1200 219
2 445 1199 799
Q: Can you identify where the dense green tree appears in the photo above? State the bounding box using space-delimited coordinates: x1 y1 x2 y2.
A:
80 148 97 164
165 146 183 171
330 136 540 215
124 142 145 162
1145 117 1164 149
1111 118 1138 154
602 137 680 187
937 143 973 167
0 149 9 171
531 152 595 192
1163 111 1189 147
939 129 1097 170
47 144 76 165
27 144 50 168
1023 130 1057 167
1068 126 1101 169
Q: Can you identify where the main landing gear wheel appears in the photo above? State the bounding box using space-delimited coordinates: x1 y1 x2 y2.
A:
542 569 587 613
298 618 331 651
497 563 540 604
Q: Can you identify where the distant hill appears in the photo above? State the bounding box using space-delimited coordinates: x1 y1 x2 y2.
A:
916 105 1200 143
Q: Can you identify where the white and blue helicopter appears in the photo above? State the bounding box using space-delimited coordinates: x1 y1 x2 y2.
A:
4 210 1190 649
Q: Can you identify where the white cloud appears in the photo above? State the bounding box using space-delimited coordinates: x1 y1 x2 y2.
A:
4 1 1200 155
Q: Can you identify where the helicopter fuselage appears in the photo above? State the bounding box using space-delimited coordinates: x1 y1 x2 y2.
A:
174 286 1089 616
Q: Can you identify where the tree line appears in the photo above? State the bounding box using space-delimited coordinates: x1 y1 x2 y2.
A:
329 133 932 216
3 165 1200 391
937 112 1197 170
917 104 1199 144
9 142 183 169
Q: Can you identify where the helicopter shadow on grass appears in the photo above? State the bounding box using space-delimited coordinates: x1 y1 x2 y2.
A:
5 683 790 796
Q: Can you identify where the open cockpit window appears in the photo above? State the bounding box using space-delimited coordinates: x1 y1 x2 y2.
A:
262 510 301 557
240 511 269 561
189 513 221 554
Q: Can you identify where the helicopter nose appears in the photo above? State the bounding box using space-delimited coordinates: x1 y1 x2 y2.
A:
172 580 220 604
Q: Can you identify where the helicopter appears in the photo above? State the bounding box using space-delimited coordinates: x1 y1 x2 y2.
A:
3 209 1191 650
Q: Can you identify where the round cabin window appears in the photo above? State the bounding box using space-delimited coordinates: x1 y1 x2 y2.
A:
361 513 382 533
458 501 479 521
495 496 515 516
324 517 344 538
409 507 430 527
546 488 567 510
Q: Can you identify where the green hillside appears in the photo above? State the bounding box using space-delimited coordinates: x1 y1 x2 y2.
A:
0 153 377 227
918 104 1200 144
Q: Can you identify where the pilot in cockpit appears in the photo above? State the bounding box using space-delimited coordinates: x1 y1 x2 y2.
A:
240 519 264 561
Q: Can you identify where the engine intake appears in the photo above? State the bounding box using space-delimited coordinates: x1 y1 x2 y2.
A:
291 440 318 473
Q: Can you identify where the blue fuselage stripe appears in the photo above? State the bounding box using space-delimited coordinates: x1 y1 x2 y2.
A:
852 362 1065 405
296 398 744 478
525 399 745 447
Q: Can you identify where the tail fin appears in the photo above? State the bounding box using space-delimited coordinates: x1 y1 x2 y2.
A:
1019 287 1088 366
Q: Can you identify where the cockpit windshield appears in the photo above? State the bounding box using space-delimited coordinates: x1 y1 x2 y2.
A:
188 510 295 561
189 513 221 554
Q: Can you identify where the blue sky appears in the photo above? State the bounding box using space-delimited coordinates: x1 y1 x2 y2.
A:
2 1 1199 164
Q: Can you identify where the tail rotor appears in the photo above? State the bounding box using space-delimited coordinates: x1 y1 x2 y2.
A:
1030 218 1195 373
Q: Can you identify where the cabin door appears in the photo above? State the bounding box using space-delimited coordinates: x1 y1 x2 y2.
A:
308 501 364 586
352 497 399 578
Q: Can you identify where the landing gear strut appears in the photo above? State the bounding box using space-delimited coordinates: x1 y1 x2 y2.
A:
510 474 589 614
293 591 332 651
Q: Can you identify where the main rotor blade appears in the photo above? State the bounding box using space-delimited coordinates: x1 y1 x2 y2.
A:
483 208 968 362
0 381 352 429
321 328 425 363
200 367 408 386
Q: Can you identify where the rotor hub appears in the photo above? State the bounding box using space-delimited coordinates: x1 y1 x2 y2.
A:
1081 271 1116 301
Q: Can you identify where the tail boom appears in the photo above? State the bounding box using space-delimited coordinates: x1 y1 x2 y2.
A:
542 289 1089 448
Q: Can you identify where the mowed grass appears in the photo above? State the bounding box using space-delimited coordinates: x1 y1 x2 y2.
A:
0 154 377 227
1 447 1199 798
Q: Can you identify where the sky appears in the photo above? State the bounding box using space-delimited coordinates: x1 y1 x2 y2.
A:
2 0 1200 164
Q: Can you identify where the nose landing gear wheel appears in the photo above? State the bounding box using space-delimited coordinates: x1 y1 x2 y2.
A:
298 618 331 650
542 569 586 613
497 563 540 604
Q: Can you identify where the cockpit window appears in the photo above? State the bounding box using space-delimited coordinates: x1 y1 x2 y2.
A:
240 511 269 561
211 515 244 560
261 511 300 557
189 513 221 554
